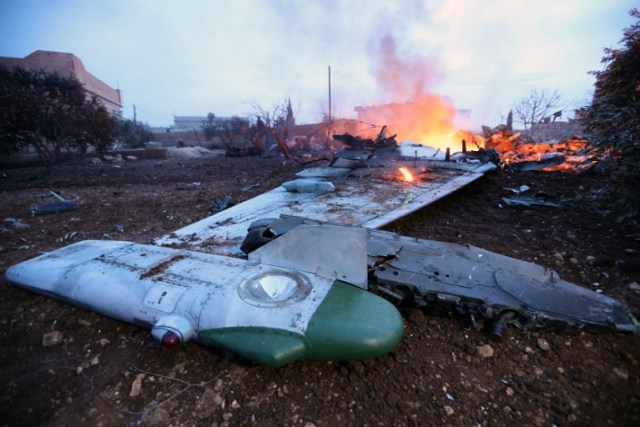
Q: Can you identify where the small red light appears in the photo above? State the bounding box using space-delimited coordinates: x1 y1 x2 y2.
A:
160 330 181 346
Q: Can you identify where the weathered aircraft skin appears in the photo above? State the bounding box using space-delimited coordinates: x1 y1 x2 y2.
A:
4 240 404 368
242 219 640 338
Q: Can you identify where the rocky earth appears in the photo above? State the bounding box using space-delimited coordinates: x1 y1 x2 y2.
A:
0 152 638 426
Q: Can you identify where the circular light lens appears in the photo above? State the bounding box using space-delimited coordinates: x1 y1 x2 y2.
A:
249 274 299 302
239 271 311 307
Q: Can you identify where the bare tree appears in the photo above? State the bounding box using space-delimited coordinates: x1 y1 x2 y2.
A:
203 114 251 154
243 119 265 153
249 97 297 159
219 116 250 147
512 89 565 137
316 103 340 148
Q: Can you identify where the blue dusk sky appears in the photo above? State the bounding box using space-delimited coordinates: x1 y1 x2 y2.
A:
0 0 636 129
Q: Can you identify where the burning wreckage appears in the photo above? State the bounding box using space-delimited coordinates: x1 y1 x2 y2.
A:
5 130 639 367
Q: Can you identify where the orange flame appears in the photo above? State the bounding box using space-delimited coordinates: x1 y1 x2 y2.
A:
357 98 459 151
398 166 415 182
492 137 593 172
367 35 459 151
366 36 592 173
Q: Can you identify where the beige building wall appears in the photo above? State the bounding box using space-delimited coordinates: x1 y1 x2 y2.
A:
528 121 585 141
0 50 122 114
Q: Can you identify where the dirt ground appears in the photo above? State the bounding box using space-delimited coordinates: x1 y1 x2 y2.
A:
0 151 638 426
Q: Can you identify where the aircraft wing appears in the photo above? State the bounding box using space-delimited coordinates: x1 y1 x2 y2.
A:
155 146 495 256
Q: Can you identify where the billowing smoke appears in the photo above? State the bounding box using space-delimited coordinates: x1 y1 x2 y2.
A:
364 33 459 148
372 34 441 102
271 1 462 146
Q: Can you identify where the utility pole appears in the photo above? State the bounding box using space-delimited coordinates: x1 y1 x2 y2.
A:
328 66 332 122
133 104 137 125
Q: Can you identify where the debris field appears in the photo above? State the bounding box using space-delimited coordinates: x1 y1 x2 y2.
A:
0 154 639 426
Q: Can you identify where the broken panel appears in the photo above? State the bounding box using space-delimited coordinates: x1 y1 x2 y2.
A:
241 219 640 337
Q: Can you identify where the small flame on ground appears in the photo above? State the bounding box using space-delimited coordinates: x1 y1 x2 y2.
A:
398 166 415 182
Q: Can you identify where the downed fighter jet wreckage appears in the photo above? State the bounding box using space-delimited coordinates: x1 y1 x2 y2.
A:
479 124 598 172
5 130 639 367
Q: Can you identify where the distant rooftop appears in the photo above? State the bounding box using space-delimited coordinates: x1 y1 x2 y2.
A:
173 115 238 130
0 50 122 114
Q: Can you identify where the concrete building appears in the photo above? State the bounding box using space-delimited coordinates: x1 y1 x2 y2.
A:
173 115 242 131
527 121 585 141
0 50 122 114
173 116 209 130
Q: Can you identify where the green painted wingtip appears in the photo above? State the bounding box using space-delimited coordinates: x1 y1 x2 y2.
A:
199 282 404 367
305 281 404 361
199 328 308 368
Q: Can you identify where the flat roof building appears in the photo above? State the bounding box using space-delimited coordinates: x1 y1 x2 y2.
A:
0 50 123 114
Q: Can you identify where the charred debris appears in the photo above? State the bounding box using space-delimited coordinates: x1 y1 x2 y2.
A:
330 125 499 170
326 123 596 173
5 121 637 369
